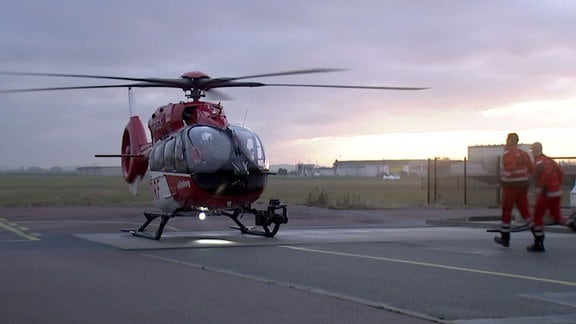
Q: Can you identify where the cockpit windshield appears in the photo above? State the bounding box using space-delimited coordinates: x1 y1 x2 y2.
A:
185 126 232 173
229 125 269 170
182 124 268 175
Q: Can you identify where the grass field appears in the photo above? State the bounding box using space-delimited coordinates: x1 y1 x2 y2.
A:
0 174 152 207
259 176 429 208
0 174 509 209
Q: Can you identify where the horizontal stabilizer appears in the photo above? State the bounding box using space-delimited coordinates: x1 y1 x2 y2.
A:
95 154 145 158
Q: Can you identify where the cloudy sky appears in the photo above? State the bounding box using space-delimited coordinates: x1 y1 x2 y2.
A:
1 0 575 169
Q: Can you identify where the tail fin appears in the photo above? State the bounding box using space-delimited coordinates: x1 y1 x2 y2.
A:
121 116 150 194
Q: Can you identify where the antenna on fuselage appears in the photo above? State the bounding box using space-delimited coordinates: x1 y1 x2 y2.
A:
242 110 248 126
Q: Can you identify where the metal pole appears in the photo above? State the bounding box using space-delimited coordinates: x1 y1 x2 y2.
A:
434 158 438 204
427 158 431 205
464 157 468 205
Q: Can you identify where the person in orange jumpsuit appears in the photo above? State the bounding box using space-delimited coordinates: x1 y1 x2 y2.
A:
527 142 576 252
494 133 534 247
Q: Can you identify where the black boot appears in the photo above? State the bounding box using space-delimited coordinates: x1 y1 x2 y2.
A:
494 232 510 247
567 221 576 232
526 235 545 252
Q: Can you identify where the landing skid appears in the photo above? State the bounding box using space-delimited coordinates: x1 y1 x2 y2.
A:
124 199 288 240
224 199 288 237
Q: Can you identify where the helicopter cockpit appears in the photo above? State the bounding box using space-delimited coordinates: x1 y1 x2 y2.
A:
149 123 269 194
185 124 269 194
184 125 268 173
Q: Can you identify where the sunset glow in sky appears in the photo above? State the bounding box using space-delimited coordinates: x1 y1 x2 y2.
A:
1 1 575 168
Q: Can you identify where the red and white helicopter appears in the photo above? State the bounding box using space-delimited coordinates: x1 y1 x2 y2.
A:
0 69 427 239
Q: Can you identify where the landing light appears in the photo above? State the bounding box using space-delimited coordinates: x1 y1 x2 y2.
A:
195 238 233 245
198 207 209 220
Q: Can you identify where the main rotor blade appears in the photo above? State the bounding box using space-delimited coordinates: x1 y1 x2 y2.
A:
253 83 429 91
0 82 176 93
205 88 234 101
0 69 428 93
202 68 347 90
0 68 345 85
0 71 186 87
221 68 347 81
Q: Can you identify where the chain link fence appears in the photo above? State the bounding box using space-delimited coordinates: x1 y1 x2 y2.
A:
426 157 576 208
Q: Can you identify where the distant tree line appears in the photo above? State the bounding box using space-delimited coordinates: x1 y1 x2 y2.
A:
0 166 74 174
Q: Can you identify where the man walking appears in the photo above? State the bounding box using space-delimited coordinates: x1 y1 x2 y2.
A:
494 133 534 247
527 142 576 252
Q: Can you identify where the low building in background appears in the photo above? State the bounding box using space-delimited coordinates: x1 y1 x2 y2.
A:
467 144 531 175
76 166 122 176
332 159 429 177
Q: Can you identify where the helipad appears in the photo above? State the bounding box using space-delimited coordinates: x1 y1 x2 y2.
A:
74 226 483 250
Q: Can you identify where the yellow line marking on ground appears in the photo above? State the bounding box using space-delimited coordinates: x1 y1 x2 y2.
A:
0 220 41 241
283 246 576 287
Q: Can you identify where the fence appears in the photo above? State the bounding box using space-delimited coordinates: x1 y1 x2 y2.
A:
426 157 576 208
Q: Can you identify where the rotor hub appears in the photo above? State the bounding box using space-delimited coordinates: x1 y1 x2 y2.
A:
180 71 210 79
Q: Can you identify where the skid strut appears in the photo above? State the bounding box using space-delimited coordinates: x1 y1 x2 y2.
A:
226 199 288 237
122 210 174 240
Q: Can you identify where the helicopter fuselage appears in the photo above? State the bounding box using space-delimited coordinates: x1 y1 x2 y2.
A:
145 102 270 214
147 123 269 213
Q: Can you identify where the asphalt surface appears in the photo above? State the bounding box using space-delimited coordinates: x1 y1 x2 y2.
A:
1 205 576 323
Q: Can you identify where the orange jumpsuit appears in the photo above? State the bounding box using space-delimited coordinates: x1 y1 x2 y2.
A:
500 144 534 232
533 153 566 230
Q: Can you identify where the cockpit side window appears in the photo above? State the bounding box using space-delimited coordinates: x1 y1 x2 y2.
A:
229 125 269 169
174 131 188 173
163 137 176 172
150 141 165 171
